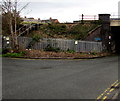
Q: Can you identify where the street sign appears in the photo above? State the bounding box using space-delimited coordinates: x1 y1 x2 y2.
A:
95 37 101 41
75 41 78 45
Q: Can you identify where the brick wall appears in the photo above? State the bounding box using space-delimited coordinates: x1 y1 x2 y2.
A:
85 26 102 41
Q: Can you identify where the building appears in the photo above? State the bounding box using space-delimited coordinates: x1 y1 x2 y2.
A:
41 17 59 24
21 16 41 24
21 17 59 24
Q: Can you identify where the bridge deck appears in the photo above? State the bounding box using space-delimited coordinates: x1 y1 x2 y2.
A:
110 20 120 26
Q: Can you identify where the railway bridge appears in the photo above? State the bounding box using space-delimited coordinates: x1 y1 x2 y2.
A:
98 14 120 53
110 18 120 53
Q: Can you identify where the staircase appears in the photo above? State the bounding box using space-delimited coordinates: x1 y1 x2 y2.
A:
17 24 36 37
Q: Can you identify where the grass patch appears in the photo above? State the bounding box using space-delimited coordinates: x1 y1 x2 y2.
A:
2 51 26 57
2 53 22 57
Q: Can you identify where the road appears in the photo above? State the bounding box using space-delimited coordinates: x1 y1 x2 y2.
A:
2 56 118 99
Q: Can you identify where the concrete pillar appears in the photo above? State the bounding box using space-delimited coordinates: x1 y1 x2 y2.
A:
99 14 111 51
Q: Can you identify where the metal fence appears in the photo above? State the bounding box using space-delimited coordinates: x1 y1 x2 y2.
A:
17 37 103 52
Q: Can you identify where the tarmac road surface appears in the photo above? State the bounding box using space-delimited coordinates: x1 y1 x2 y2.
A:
2 56 118 99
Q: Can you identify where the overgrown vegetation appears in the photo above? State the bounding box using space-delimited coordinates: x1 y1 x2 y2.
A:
25 23 100 40
32 34 42 42
27 34 42 49
68 24 99 40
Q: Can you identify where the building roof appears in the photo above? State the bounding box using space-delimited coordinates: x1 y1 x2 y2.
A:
21 17 59 24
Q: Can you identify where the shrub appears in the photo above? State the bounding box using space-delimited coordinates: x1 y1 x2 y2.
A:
27 34 42 49
2 48 10 54
90 48 98 55
19 51 27 55
91 52 97 55
67 49 75 53
44 44 60 52
32 34 42 42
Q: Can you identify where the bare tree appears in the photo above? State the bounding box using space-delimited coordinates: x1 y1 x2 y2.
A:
1 0 29 50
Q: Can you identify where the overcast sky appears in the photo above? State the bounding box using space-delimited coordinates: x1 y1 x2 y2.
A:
20 0 120 22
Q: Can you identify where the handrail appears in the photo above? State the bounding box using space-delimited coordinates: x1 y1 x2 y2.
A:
17 24 35 37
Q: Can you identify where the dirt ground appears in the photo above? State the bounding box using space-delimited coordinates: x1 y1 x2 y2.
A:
23 49 110 59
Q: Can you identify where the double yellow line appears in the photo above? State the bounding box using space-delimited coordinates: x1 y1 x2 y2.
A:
96 80 119 101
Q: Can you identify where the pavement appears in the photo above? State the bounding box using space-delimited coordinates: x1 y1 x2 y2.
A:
2 56 118 100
